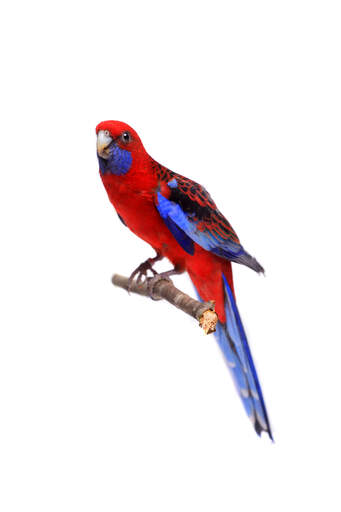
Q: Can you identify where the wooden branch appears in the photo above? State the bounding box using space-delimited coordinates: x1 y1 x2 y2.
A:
112 274 218 334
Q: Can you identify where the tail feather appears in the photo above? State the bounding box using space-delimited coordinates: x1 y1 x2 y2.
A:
215 274 273 440
211 245 264 274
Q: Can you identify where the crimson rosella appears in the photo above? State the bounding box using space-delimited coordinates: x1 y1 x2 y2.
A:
96 120 272 440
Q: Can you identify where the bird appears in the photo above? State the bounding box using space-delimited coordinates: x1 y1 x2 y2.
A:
96 120 273 440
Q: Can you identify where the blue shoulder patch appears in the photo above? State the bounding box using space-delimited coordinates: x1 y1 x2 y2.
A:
167 178 178 188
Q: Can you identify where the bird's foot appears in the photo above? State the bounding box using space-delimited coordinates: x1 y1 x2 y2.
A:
128 253 163 292
147 267 183 300
128 260 157 291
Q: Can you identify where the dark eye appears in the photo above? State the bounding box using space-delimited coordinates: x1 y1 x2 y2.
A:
121 131 131 144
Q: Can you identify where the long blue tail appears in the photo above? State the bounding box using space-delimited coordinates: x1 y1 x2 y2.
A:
215 275 273 440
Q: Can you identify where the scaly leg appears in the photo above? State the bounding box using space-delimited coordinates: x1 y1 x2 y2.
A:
128 251 163 291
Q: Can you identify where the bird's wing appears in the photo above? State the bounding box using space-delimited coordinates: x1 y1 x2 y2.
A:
154 171 263 273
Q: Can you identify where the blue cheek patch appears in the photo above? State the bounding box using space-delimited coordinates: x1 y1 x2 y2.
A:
98 145 132 176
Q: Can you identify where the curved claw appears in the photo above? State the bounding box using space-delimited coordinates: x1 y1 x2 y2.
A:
128 262 150 291
128 254 162 293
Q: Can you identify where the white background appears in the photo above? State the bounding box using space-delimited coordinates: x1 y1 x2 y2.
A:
1 1 340 510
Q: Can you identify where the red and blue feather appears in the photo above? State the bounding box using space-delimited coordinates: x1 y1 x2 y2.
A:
154 166 271 438
96 120 272 440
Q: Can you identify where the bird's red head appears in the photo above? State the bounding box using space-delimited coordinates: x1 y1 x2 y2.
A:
96 120 147 176
96 120 144 154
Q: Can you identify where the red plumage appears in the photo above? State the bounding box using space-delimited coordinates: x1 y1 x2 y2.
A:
96 120 272 439
96 120 233 322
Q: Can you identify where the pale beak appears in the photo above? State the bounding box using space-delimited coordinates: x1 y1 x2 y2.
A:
97 130 113 159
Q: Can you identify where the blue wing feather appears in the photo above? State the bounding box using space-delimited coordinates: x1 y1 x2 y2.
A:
155 178 271 438
156 187 263 272
162 215 194 255
157 189 231 252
